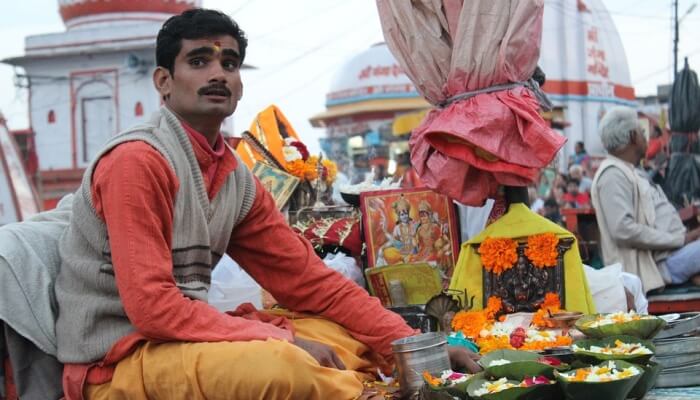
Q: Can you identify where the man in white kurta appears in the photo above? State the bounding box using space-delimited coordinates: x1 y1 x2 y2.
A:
591 107 700 293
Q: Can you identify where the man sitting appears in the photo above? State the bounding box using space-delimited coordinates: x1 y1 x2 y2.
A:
591 107 700 293
49 9 478 400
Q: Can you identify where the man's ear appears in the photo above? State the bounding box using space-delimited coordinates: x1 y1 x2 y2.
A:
153 66 172 101
629 129 639 145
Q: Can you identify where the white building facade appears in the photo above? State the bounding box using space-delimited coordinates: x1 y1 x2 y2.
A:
540 0 636 164
3 0 201 208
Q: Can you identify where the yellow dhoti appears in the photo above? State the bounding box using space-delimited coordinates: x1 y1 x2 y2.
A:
86 313 381 400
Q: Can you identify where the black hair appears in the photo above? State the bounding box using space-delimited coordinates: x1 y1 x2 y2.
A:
567 177 581 186
504 186 530 206
532 66 546 87
156 8 248 75
575 141 585 150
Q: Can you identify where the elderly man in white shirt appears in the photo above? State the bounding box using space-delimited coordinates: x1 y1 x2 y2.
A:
591 107 700 293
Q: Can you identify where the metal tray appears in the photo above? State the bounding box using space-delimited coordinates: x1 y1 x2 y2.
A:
655 352 700 369
656 363 700 388
654 335 700 355
656 312 700 339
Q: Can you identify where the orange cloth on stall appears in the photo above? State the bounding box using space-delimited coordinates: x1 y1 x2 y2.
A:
235 105 301 169
84 312 382 400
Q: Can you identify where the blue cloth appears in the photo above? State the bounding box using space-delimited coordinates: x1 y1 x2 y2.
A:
446 331 479 353
666 240 700 284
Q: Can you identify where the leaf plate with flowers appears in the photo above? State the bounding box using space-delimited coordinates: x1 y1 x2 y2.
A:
467 375 558 400
575 311 666 339
555 360 642 400
479 349 569 381
572 335 655 364
422 369 477 396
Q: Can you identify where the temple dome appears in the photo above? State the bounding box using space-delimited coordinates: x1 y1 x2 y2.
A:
58 0 201 29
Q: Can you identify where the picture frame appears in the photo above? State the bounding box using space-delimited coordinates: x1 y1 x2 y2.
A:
252 161 300 209
360 187 460 285
365 263 443 307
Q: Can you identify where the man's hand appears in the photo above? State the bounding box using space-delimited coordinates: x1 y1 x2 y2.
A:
447 346 482 374
294 337 346 370
685 227 700 244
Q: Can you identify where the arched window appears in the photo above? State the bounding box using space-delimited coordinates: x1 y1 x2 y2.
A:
134 101 143 117
48 110 55 124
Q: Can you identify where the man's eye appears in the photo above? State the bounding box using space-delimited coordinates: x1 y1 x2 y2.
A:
189 58 206 67
223 61 239 71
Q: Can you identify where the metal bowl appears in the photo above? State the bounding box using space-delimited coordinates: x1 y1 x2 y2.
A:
340 192 360 207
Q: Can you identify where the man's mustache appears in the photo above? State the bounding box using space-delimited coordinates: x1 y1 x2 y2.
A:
198 84 231 97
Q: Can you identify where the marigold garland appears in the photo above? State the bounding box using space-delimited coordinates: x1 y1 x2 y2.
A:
520 335 573 351
451 291 572 354
484 296 502 320
451 310 489 339
474 331 573 354
321 159 337 184
451 296 503 339
285 156 338 184
525 233 560 268
543 292 560 308
478 237 517 274
286 159 308 180
475 335 512 354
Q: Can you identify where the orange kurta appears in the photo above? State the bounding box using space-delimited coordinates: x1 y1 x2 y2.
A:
62 121 414 399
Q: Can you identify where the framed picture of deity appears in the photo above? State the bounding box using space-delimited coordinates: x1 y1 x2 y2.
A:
252 161 300 209
360 188 460 285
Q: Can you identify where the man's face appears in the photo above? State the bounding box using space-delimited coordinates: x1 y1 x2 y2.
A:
567 182 579 195
156 35 242 122
399 209 409 223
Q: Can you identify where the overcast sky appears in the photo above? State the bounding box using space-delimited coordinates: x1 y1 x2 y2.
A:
1 0 699 154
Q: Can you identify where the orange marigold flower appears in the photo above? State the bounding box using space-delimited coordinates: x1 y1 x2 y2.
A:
543 292 560 308
532 292 562 328
286 159 307 180
478 237 517 274
475 335 512 354
485 296 502 319
422 371 442 387
525 233 559 268
532 307 557 328
451 310 488 339
321 159 337 184
521 335 572 351
303 156 320 181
